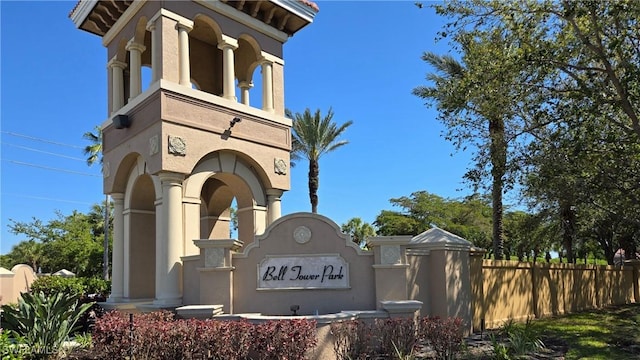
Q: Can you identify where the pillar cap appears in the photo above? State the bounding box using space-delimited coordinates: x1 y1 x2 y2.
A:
408 227 473 251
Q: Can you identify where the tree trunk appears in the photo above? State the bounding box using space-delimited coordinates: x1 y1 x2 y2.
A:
490 118 506 260
308 159 319 213
560 201 575 263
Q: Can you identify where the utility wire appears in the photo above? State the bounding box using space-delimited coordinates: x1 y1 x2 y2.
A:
7 160 100 177
1 142 86 161
1 193 95 206
1 131 85 149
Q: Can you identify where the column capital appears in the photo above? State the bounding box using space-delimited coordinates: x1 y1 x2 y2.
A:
259 57 273 66
146 20 156 32
218 40 238 51
107 57 127 70
176 21 193 32
219 35 239 48
266 189 283 198
157 171 185 184
126 39 146 53
238 81 254 90
111 192 125 202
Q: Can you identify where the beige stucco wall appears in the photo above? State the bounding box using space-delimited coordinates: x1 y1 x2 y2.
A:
222 213 375 315
1 265 37 305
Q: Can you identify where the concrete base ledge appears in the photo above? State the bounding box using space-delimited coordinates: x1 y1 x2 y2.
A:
379 300 423 315
176 304 224 319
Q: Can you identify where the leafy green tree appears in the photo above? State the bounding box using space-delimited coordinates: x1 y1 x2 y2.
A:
374 191 493 250
7 205 108 277
432 0 640 141
341 218 376 249
286 108 353 213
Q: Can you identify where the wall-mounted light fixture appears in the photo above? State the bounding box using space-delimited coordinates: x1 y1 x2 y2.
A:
222 117 242 140
112 114 131 129
230 117 242 127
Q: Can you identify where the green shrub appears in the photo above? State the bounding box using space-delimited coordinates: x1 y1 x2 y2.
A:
1 291 94 359
30 276 110 298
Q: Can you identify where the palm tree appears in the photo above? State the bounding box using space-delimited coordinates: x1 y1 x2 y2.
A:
286 108 353 214
83 126 102 166
83 126 110 279
341 217 376 249
414 52 507 260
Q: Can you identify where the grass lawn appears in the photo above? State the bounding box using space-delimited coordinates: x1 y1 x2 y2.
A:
529 303 640 359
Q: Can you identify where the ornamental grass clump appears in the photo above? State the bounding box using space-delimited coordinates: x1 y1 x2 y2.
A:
1 291 93 359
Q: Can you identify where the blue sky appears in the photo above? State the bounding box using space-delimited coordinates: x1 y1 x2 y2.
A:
1 1 474 255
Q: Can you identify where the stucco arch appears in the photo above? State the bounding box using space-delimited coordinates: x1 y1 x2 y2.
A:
236 34 261 83
184 151 270 242
189 14 224 96
185 151 267 206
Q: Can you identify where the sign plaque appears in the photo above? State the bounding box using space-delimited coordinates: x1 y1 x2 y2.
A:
257 255 349 290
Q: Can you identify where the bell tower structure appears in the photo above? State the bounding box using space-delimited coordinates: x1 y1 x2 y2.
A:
71 0 317 307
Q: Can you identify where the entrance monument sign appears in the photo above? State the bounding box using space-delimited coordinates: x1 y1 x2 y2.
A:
258 255 349 290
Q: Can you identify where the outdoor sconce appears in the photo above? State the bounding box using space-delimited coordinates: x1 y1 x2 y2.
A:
112 114 131 129
230 117 242 127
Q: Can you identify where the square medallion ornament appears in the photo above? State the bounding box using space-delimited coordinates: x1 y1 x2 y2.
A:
168 135 186 156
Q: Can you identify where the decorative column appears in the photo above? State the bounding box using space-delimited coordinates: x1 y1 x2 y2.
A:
260 58 274 112
108 58 127 114
238 81 253 105
155 172 185 306
194 239 243 312
266 189 282 225
176 22 193 87
218 38 238 101
146 21 159 82
108 193 125 302
126 40 146 100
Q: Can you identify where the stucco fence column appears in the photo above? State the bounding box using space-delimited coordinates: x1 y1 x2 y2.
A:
193 239 243 313
405 228 474 335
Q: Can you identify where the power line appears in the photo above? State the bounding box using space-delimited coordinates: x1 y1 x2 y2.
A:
7 160 101 177
1 142 86 162
1 193 96 206
1 131 85 149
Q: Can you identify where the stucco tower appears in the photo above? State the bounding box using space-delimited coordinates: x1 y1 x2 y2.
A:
70 0 317 307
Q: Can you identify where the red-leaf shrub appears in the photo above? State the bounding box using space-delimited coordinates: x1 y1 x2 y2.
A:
418 316 464 360
253 319 318 360
330 319 374 360
375 317 417 358
92 312 317 360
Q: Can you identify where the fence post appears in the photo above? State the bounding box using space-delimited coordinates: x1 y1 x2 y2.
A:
625 260 640 303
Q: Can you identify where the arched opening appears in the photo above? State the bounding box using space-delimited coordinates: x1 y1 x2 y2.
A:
235 35 262 107
127 174 156 299
186 151 270 245
189 16 223 96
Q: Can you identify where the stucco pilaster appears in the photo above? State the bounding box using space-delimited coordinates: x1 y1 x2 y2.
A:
176 22 193 87
218 37 239 101
107 58 127 114
154 172 185 306
272 62 285 115
260 58 274 113
238 81 253 105
108 193 125 302
126 40 146 100
266 189 283 225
